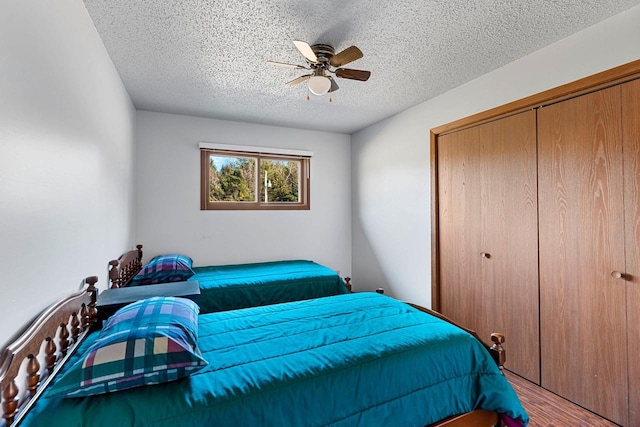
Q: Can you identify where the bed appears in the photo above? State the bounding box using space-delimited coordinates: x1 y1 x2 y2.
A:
108 245 351 313
1 279 528 427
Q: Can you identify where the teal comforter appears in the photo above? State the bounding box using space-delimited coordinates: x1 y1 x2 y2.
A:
191 259 349 313
21 293 528 427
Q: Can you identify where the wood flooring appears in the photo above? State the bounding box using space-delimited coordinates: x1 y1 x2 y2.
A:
504 370 619 427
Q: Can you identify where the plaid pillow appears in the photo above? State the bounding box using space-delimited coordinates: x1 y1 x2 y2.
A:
131 254 195 286
48 297 207 398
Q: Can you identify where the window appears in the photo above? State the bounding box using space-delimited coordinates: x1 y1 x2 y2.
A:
200 143 311 210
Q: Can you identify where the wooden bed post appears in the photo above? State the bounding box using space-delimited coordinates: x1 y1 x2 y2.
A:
490 333 506 371
84 276 98 329
108 260 122 289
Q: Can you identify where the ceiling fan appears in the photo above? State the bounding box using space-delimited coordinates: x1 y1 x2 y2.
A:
268 41 371 99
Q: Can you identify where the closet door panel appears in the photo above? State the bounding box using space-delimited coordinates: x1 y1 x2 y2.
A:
479 111 539 382
538 87 628 425
622 79 640 427
439 111 539 382
438 130 482 333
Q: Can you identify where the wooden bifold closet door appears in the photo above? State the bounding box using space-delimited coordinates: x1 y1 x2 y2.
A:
438 110 540 383
538 86 629 426
622 79 640 427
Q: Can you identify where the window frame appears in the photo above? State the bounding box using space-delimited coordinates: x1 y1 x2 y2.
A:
200 147 310 211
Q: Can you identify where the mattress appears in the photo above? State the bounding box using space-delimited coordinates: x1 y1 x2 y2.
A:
191 259 349 313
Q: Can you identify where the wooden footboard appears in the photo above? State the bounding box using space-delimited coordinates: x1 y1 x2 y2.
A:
0 277 98 426
429 409 498 426
108 244 143 288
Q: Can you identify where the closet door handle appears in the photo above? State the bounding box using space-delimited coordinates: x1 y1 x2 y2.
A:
480 252 491 259
611 271 624 279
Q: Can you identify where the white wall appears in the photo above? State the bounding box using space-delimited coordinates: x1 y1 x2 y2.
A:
351 5 640 307
0 1 136 347
135 111 351 278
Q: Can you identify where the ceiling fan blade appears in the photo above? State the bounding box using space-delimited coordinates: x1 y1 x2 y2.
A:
335 68 371 81
267 60 307 69
328 76 339 92
286 74 311 86
293 40 318 63
330 46 363 67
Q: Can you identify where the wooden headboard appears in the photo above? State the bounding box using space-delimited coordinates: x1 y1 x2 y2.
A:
108 244 143 289
0 277 98 426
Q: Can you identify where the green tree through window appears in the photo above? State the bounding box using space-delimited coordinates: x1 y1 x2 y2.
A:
260 159 299 203
209 156 256 202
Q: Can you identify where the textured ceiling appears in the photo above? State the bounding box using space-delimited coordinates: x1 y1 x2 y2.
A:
83 0 640 134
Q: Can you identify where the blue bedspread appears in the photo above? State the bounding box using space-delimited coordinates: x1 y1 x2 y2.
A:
191 259 349 313
21 293 528 427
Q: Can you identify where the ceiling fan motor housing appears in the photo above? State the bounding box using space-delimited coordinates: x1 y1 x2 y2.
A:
310 44 335 64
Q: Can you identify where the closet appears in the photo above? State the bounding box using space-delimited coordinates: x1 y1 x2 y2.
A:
432 63 640 426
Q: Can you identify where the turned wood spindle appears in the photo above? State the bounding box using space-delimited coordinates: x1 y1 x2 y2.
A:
2 380 19 426
26 354 40 397
59 323 70 356
44 337 57 374
70 313 80 342
124 264 132 280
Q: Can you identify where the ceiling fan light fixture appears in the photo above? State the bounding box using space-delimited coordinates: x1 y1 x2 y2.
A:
308 76 331 96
